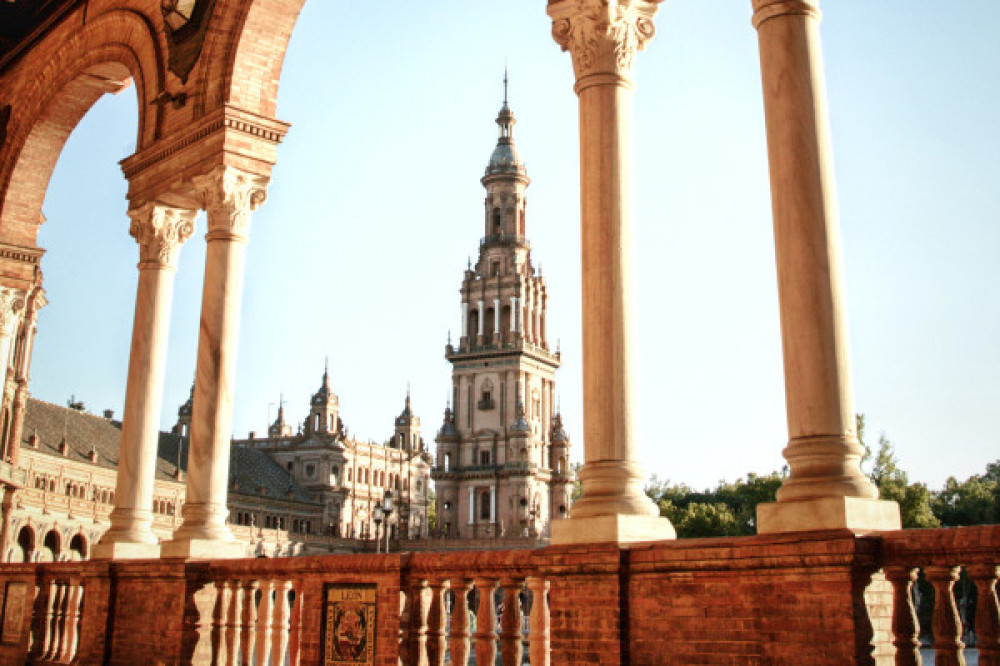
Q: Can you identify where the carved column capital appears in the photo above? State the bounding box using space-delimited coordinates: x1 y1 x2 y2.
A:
751 0 821 29
547 0 662 84
0 287 26 337
128 203 196 269
192 166 269 240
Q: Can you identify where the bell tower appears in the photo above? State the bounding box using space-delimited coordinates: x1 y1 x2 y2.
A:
305 360 338 436
434 75 571 542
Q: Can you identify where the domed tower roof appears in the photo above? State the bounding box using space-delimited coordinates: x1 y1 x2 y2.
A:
551 411 569 443
436 406 459 441
483 70 528 182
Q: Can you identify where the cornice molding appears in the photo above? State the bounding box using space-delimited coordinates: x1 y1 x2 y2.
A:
120 105 290 181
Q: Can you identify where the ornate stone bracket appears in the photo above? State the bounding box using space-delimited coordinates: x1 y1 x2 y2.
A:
128 203 197 269
192 167 269 240
547 0 661 82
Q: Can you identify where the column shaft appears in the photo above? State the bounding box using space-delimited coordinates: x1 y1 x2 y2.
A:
751 0 899 532
95 203 194 559
162 167 267 559
547 0 674 544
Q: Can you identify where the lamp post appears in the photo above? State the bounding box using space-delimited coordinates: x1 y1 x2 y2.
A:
373 504 383 554
382 489 394 554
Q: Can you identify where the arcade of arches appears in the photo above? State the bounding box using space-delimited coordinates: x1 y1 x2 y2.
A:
0 0 902 562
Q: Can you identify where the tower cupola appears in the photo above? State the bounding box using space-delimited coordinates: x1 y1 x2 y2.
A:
306 359 338 436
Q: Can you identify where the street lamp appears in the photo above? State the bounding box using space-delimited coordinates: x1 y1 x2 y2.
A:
373 504 384 554
382 489 395 554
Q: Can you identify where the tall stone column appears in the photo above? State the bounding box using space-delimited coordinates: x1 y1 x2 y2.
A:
751 0 899 533
162 166 268 559
547 0 674 544
93 202 195 560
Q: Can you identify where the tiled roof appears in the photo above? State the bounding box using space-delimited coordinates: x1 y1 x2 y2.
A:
23 398 318 504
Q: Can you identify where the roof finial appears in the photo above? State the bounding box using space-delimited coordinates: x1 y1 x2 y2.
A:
503 65 509 105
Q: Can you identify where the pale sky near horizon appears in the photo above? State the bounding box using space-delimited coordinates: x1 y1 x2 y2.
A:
30 2 1000 492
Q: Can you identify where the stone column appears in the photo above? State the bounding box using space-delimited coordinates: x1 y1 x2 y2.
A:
162 166 268 559
547 0 674 544
6 294 40 467
509 297 518 333
750 0 899 533
93 202 195 560
0 288 25 404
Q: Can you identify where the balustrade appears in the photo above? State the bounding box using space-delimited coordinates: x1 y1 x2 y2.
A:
35 576 83 663
0 527 994 664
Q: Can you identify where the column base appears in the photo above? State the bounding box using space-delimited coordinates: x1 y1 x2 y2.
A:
756 496 901 535
160 537 246 560
90 540 161 561
550 514 676 546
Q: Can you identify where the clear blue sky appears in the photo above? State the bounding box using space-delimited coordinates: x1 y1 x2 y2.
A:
33 2 1000 491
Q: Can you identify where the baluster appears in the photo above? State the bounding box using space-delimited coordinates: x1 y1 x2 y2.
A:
410 579 430 666
449 579 473 666
271 580 292 666
241 581 259 666
255 580 274 666
226 581 244 666
287 581 303 666
47 582 67 661
213 580 232 665
500 579 523 666
399 588 411 666
527 577 550 666
884 567 921 666
925 566 966 666
473 578 498 666
40 580 58 659
58 580 83 663
426 579 449 666
969 565 1000 666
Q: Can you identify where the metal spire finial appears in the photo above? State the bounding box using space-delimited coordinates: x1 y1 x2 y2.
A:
503 65 509 105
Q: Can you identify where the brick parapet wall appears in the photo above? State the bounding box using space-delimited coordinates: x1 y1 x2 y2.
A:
0 526 995 664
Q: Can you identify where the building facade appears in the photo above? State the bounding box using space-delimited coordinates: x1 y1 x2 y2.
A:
432 81 574 543
231 366 432 543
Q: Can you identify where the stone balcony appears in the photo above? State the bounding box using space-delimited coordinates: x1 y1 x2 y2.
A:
0 525 995 664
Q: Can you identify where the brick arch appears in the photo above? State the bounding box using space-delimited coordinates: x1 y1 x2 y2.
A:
194 0 307 117
0 9 164 245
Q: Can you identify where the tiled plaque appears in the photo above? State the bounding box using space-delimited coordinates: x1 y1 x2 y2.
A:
321 583 377 665
1 581 27 645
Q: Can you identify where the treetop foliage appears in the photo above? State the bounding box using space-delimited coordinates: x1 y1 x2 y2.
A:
641 415 998 537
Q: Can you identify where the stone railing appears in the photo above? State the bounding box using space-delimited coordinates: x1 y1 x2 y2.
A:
878 526 1000 666
0 526 996 664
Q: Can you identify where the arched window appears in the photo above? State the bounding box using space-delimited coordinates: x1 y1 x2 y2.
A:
492 207 501 233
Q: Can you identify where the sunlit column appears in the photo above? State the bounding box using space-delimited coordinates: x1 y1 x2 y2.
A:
460 302 469 343
751 0 899 533
94 202 195 560
476 299 485 342
547 0 674 543
162 166 268 559
509 297 518 333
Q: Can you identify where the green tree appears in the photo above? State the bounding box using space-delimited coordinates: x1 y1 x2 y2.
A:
675 502 741 538
868 433 939 528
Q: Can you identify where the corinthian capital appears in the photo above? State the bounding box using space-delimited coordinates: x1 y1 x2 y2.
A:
0 287 25 337
192 166 269 239
128 203 196 269
548 0 661 82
